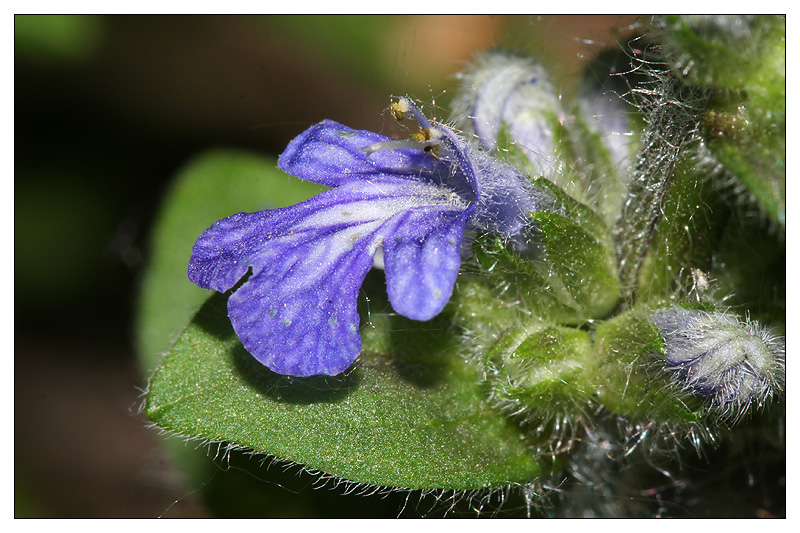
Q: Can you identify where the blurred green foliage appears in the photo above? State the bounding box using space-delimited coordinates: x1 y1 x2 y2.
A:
15 15 104 64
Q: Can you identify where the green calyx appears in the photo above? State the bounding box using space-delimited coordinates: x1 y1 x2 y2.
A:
485 324 595 424
590 308 706 424
474 178 621 325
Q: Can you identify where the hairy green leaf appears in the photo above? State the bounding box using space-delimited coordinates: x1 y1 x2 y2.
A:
658 15 786 226
636 148 730 302
146 277 543 490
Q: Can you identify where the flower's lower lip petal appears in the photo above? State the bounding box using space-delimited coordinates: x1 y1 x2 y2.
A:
190 178 470 376
227 254 369 377
188 210 276 293
383 209 468 322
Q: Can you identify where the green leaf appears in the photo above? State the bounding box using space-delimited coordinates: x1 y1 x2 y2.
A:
615 73 710 297
532 210 620 316
658 15 786 226
658 15 784 91
701 89 785 227
136 149 325 373
146 273 543 490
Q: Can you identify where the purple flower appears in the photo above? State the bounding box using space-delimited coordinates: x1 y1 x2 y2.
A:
188 98 553 377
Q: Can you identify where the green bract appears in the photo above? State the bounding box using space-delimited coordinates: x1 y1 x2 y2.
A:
657 15 786 227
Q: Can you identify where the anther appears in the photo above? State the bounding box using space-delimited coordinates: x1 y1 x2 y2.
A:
394 97 433 131
390 99 409 121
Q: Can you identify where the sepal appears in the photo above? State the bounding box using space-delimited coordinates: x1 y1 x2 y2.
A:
482 324 595 433
474 179 620 323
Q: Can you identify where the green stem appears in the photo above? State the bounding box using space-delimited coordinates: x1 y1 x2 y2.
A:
616 72 709 301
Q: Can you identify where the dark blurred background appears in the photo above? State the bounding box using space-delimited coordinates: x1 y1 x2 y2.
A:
15 15 641 517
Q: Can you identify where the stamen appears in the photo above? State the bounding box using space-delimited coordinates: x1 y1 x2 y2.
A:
390 99 410 121
359 138 432 157
361 98 444 159
394 96 433 131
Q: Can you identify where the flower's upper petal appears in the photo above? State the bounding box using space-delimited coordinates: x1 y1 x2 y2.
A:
278 120 444 187
188 178 468 376
383 208 469 321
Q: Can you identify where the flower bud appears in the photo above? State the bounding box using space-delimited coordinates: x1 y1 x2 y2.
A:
451 51 564 177
483 323 595 452
650 306 785 417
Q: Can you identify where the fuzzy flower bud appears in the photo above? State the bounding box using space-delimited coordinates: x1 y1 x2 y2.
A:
451 51 564 177
650 307 785 416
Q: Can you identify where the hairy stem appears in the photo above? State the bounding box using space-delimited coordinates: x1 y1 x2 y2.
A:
616 71 710 300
